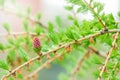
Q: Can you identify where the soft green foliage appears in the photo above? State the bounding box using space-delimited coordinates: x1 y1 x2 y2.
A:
49 31 60 44
48 22 54 32
55 16 62 27
18 48 29 61
0 0 4 5
7 50 16 64
36 12 42 20
0 0 120 80
3 23 11 33
0 60 10 71
117 11 120 17
64 5 73 11
34 24 43 35
0 43 4 50
23 20 30 32
26 6 31 16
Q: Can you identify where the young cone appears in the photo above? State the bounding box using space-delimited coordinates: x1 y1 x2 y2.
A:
33 37 42 55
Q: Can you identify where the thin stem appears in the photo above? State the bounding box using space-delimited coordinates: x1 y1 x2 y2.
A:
0 32 37 36
1 29 120 80
71 49 91 80
0 32 46 39
83 0 107 29
98 32 119 80
88 46 105 58
25 51 65 79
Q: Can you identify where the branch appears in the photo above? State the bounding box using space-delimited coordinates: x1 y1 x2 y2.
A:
70 46 105 80
71 48 91 80
0 32 36 36
0 32 45 37
1 29 120 80
0 7 47 30
25 51 65 79
83 0 107 30
98 32 119 80
88 46 105 58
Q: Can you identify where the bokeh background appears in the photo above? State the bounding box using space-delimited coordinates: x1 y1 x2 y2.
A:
0 0 119 80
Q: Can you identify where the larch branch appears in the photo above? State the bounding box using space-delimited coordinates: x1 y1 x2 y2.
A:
1 29 120 80
83 0 107 30
98 32 119 80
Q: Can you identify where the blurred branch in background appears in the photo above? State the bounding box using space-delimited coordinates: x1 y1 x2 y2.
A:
0 7 47 30
0 32 45 38
71 46 105 80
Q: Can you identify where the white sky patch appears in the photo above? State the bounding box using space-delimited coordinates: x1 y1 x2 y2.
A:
100 0 119 15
